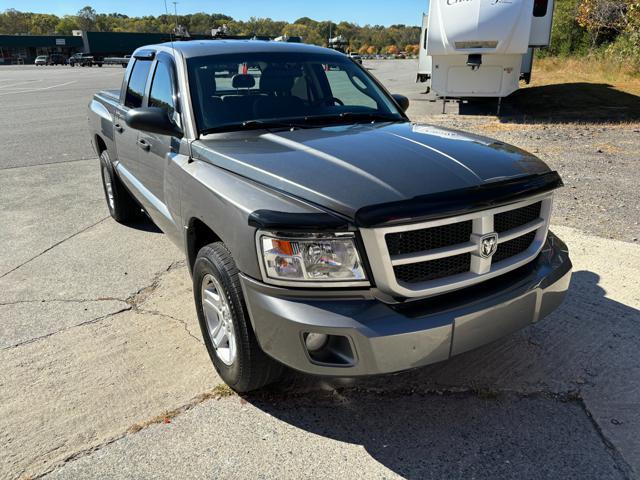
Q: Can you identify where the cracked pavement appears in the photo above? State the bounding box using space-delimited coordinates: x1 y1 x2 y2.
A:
1 64 639 480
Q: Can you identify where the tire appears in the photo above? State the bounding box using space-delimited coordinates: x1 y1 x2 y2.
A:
99 150 139 223
193 242 283 392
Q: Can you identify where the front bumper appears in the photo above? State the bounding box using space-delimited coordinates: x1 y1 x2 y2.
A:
240 231 572 376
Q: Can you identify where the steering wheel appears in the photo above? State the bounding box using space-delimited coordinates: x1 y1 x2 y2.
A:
311 97 344 107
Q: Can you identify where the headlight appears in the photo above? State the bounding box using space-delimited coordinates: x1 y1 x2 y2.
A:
258 232 368 286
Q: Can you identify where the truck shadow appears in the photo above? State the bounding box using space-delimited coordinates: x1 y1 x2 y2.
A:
459 83 640 123
244 270 640 477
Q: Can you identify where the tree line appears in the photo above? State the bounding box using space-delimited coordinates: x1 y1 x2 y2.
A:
0 8 421 54
1 1 638 67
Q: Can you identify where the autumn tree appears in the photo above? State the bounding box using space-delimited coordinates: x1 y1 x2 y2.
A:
576 0 634 45
386 45 399 55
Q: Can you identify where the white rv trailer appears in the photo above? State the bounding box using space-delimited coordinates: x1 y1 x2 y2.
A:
417 0 554 100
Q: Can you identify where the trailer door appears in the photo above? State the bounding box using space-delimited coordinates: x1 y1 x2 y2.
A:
417 13 431 80
529 0 555 46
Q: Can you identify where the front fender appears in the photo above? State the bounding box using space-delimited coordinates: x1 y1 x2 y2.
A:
180 158 342 279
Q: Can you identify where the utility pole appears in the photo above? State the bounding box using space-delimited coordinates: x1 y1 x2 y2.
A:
173 1 179 32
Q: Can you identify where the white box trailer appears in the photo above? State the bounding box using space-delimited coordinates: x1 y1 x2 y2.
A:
417 0 554 99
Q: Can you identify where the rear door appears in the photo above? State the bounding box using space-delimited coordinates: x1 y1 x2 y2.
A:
113 54 153 185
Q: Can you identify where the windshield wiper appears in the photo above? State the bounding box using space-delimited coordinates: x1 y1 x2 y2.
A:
200 119 307 135
302 112 405 126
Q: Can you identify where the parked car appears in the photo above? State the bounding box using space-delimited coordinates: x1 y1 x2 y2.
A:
348 52 363 64
88 41 572 392
68 53 94 67
34 55 48 66
48 53 67 65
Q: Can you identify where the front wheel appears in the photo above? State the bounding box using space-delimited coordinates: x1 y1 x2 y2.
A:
193 242 283 392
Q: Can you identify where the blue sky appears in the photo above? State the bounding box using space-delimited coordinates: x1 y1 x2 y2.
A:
6 0 428 26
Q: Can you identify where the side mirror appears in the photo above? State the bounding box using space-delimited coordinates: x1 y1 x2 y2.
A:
125 107 183 138
392 94 410 113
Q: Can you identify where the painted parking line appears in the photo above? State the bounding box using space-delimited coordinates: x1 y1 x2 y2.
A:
0 81 77 97
0 79 42 90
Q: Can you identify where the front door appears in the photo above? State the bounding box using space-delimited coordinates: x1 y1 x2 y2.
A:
136 55 182 235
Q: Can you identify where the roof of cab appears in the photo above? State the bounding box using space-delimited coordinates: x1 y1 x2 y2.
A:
146 39 342 59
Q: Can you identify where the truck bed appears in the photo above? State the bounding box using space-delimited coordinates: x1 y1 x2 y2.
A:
101 89 120 101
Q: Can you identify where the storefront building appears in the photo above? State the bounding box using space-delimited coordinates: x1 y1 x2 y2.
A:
0 31 186 65
0 34 83 64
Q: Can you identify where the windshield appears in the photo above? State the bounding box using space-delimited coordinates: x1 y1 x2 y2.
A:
187 51 405 134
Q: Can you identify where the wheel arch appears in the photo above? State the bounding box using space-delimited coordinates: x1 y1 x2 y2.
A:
95 134 107 155
186 218 222 273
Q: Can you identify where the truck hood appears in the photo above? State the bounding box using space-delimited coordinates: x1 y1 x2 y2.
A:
192 122 551 220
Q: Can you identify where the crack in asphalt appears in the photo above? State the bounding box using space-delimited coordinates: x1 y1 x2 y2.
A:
1 305 132 351
0 157 96 171
0 216 110 279
137 308 203 344
122 260 185 308
0 298 125 307
1 260 188 351
576 397 636 479
33 385 234 479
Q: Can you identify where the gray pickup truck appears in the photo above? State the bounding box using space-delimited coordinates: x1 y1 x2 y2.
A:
88 40 572 392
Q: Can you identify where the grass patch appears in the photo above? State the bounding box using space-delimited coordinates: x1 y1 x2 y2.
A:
532 56 640 95
491 56 640 123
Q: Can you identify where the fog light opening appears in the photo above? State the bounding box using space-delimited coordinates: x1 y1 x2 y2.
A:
304 332 329 352
303 333 356 367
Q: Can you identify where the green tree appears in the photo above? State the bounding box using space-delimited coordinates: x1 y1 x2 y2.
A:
76 6 96 31
30 14 60 35
543 0 591 55
55 15 80 35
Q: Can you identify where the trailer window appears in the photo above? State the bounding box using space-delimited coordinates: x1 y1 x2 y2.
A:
125 59 152 109
533 0 548 17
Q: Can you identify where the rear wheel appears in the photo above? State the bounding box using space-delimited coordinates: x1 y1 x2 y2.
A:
193 242 283 392
99 150 139 223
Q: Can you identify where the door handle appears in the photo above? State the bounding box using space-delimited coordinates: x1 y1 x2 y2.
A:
114 123 124 134
137 138 151 151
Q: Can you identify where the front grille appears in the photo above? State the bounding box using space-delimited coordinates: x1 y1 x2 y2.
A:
493 231 537 263
495 202 541 233
394 253 471 283
363 194 553 298
386 221 472 255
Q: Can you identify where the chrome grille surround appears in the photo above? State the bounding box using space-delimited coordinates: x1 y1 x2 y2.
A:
359 193 553 299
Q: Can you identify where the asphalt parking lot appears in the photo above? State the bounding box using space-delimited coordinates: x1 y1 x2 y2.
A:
1 61 639 479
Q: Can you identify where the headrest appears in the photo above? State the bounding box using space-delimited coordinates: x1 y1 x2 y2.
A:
260 67 299 94
232 74 256 89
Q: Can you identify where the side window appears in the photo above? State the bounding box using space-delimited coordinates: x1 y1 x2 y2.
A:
533 0 548 16
149 61 175 115
125 59 152 108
